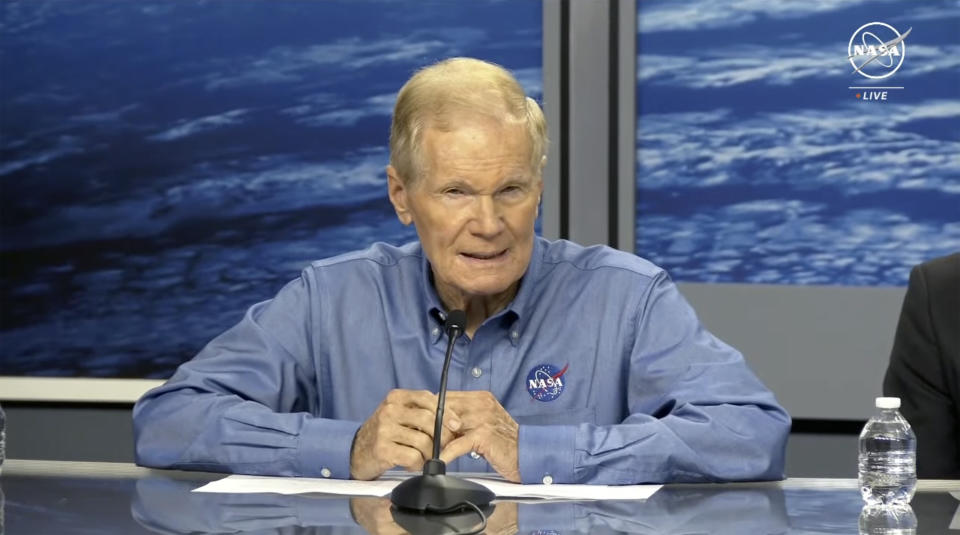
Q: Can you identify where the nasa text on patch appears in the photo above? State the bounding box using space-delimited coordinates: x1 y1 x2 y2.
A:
526 363 569 402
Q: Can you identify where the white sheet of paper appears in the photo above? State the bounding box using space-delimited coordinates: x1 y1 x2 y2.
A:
193 474 400 496
192 474 661 501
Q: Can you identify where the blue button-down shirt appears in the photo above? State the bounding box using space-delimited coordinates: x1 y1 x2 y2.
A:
133 237 790 484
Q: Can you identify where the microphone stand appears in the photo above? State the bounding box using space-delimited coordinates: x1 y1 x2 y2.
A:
390 310 495 522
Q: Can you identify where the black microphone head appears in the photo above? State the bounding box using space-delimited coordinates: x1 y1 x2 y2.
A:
444 310 467 336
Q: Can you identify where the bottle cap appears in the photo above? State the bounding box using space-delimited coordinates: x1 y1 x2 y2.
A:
875 397 901 409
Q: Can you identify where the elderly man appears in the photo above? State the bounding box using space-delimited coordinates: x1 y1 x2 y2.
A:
133 57 790 484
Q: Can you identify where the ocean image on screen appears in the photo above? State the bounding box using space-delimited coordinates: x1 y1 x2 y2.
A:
635 1 960 286
0 0 542 378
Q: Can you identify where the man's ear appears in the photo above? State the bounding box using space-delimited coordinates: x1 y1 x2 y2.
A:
386 165 413 226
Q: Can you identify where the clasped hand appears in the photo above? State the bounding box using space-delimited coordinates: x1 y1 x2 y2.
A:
350 389 520 482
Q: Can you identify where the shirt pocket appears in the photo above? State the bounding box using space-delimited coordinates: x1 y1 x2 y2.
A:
510 406 596 426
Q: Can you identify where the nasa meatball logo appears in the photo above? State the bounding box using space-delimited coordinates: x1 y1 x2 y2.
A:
526 363 568 402
848 22 910 79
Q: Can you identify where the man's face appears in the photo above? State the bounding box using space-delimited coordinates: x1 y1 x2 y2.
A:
388 115 542 305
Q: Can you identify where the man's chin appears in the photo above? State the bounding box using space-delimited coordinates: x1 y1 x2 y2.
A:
454 279 519 299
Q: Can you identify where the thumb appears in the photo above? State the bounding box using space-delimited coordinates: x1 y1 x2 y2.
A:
438 434 474 466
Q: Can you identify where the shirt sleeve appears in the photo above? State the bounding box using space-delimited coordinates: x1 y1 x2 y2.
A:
518 271 791 484
132 271 361 478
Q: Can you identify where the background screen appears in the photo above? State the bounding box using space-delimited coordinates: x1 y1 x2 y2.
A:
1 0 543 379
635 0 959 286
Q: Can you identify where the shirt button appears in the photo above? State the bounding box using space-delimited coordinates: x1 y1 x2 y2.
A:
542 474 554 485
470 451 481 460
511 331 519 340
320 468 331 478
431 327 440 336
471 367 482 378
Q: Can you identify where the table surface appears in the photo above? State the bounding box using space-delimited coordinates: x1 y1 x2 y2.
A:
1 459 958 534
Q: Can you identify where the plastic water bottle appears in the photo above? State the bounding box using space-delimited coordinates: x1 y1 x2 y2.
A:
859 504 917 534
858 397 916 505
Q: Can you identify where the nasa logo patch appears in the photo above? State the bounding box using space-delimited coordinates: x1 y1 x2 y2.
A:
526 363 568 402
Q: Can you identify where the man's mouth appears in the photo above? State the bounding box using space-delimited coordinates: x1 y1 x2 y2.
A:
461 249 508 260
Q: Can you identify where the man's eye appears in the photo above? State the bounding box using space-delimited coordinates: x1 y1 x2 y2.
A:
499 186 524 198
443 188 466 197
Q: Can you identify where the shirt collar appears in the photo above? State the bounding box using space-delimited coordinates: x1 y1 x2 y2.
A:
505 236 543 323
499 236 543 345
418 248 448 344
418 236 545 346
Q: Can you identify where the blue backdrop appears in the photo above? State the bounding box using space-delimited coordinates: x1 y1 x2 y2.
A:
0 0 542 378
636 0 960 286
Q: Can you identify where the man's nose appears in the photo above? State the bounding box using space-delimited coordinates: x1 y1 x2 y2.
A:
468 195 505 237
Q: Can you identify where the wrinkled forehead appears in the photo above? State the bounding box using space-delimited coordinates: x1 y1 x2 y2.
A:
424 99 528 135
419 113 535 173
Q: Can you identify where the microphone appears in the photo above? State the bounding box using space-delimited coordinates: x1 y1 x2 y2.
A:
432 309 465 460
390 310 495 516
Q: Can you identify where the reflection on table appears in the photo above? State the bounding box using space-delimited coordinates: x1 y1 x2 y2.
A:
2 460 958 534
131 477 794 534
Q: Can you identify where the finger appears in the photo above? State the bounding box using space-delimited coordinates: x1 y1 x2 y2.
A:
443 390 481 405
393 397 460 434
389 405 458 452
411 410 458 449
450 410 488 431
397 406 439 435
442 407 462 433
387 389 439 410
438 423 456 448
444 391 499 417
438 434 477 466
388 424 435 462
445 403 504 432
381 402 441 441
380 441 429 473
394 406 457 449
392 443 429 473
444 390 496 403
441 425 520 482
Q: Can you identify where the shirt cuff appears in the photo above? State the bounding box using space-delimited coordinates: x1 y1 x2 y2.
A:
297 418 361 479
518 424 577 484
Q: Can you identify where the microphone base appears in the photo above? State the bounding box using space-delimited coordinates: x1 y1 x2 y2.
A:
391 503 496 535
390 461 495 512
